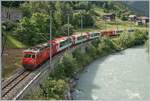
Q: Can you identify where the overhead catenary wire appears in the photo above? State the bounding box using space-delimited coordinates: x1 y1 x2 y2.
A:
38 33 49 41
49 10 52 69
80 10 83 45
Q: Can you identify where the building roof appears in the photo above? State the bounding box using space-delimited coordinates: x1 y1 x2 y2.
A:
138 16 149 20
129 15 136 18
23 43 49 53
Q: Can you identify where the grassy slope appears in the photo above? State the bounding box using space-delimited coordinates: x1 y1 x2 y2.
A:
5 34 27 48
76 6 148 32
3 34 27 78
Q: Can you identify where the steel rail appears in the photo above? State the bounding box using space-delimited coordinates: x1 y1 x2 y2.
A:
2 71 31 98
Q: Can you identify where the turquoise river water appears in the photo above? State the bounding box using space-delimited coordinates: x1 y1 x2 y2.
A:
73 46 150 101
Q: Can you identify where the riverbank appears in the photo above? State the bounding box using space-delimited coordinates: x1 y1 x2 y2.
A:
73 45 149 100
24 29 148 100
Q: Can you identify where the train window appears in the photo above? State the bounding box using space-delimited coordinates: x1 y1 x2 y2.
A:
24 54 32 58
60 40 66 47
60 38 71 48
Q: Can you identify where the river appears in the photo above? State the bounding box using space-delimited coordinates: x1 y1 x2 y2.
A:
73 46 150 101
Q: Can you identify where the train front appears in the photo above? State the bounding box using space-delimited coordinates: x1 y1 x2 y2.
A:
22 50 37 70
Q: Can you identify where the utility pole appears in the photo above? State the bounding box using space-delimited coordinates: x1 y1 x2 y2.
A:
67 12 70 50
49 10 52 68
80 10 83 45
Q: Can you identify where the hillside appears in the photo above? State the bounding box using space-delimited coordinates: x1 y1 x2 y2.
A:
2 1 149 48
5 34 27 48
122 1 149 16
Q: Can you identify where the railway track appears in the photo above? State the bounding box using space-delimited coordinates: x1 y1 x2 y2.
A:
1 70 31 99
1 51 66 100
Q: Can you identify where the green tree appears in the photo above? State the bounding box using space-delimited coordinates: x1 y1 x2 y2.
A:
72 48 91 67
86 43 97 59
61 24 74 36
121 15 128 21
62 53 79 78
54 1 62 31
21 1 51 17
2 1 24 7
40 79 69 99
16 12 49 45
52 53 79 79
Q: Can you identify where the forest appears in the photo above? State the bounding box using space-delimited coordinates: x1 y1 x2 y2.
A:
2 1 131 46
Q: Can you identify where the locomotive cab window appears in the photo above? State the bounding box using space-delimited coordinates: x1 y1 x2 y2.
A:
24 54 35 58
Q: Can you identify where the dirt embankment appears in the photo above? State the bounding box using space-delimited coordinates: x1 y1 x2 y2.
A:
2 48 25 79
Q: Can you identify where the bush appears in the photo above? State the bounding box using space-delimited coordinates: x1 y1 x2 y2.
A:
133 30 148 45
114 32 135 48
113 30 148 49
72 48 91 67
2 21 17 32
40 79 69 100
86 43 97 59
121 15 128 21
97 37 118 56
62 53 79 77
52 53 79 79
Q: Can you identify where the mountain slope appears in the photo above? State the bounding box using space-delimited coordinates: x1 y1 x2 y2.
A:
122 1 149 16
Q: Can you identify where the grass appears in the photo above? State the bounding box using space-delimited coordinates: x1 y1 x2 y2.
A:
5 34 27 48
93 6 106 15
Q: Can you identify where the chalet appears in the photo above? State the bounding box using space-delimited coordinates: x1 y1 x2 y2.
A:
103 13 116 21
128 15 137 22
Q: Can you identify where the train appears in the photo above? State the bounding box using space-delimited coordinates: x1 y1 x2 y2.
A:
22 28 134 70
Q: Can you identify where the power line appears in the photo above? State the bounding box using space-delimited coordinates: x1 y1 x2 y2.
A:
38 33 49 41
49 10 52 69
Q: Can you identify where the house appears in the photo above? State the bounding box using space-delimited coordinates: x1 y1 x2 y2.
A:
128 15 137 22
135 20 143 25
103 13 116 21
